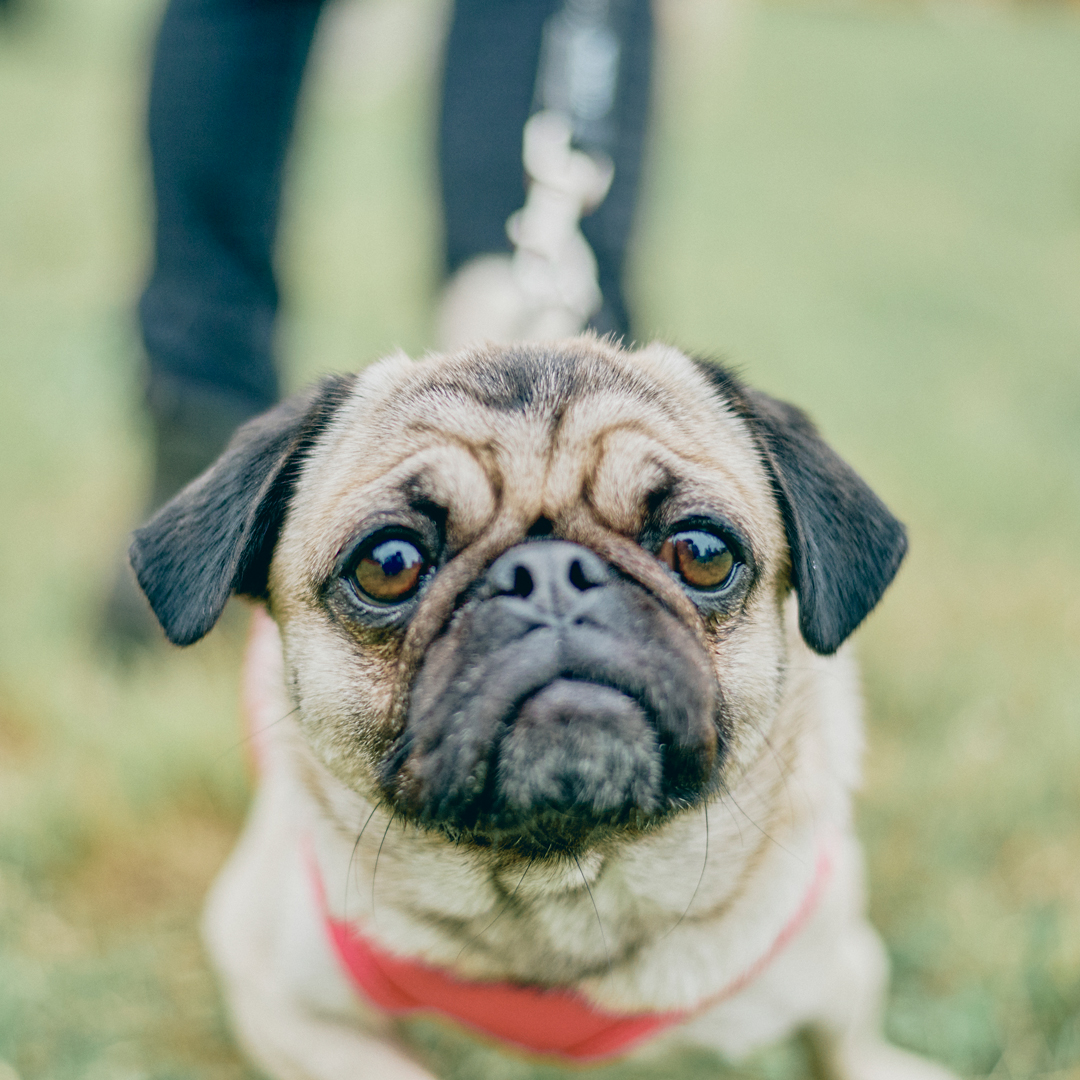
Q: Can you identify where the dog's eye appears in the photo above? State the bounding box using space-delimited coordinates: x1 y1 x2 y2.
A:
658 530 735 590
353 538 428 603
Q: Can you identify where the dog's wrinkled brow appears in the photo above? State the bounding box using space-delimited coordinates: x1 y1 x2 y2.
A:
390 417 712 546
394 448 500 553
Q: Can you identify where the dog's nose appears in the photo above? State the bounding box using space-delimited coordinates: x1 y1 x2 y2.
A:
483 541 611 618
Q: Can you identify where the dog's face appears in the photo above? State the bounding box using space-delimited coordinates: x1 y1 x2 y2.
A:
132 339 906 856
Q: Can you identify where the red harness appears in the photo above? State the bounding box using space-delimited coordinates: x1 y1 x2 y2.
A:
307 839 833 1062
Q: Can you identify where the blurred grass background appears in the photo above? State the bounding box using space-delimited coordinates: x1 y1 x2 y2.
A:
1 0 1079 1077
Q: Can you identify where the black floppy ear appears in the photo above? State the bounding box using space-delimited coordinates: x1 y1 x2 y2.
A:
694 361 907 655
129 375 355 646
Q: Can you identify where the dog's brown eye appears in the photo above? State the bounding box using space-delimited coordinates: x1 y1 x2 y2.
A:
658 530 735 590
354 539 427 603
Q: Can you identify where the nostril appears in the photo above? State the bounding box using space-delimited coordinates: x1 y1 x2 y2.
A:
568 559 594 592
526 517 555 538
486 543 609 603
512 565 534 598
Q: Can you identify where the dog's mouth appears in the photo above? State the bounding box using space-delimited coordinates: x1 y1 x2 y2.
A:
378 541 720 855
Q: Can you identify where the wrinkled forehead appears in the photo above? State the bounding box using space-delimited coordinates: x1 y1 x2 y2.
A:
282 342 781 572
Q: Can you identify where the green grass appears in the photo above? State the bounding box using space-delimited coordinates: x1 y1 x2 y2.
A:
2 0 1079 1077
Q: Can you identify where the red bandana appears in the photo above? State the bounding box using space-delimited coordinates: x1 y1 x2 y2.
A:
307 839 833 1062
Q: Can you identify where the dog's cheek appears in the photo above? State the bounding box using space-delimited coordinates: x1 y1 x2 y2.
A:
280 611 401 792
705 586 791 782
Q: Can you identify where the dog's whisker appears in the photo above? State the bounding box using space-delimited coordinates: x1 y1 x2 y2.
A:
715 779 745 847
344 803 381 920
573 853 611 979
720 783 798 862
764 731 819 835
454 856 534 963
661 801 709 940
215 705 300 763
371 810 396 925
761 732 799 831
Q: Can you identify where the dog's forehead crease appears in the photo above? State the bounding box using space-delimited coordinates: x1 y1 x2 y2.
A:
300 342 775 547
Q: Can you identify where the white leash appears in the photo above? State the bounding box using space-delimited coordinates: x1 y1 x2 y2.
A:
437 1 621 348
436 115 613 348
504 111 613 338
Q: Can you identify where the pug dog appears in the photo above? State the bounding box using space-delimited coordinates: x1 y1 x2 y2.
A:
131 337 956 1080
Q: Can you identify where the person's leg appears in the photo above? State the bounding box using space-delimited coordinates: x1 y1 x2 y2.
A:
139 0 325 507
573 0 653 339
439 0 561 275
438 0 653 340
108 0 324 646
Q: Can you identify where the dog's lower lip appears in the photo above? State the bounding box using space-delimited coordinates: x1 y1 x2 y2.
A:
512 675 650 722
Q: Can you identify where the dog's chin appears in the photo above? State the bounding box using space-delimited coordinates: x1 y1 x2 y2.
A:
444 678 666 854
499 680 661 818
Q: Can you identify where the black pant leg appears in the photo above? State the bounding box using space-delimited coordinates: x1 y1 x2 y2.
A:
438 0 653 340
578 0 653 339
139 0 324 420
439 0 561 278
